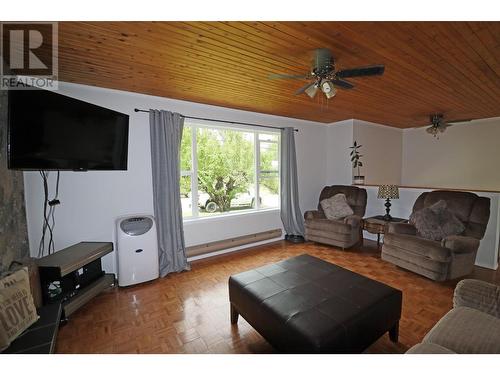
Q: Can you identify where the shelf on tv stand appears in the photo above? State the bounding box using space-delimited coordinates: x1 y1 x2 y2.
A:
36 241 113 278
62 273 115 316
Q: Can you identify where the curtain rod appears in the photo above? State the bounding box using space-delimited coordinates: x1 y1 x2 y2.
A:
134 108 299 132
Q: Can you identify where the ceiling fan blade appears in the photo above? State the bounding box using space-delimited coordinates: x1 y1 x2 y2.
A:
268 73 309 80
438 123 452 132
331 79 354 89
337 64 385 78
295 82 315 96
448 118 472 124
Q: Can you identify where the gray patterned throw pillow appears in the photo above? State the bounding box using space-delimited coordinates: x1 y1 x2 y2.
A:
410 200 465 241
320 193 354 220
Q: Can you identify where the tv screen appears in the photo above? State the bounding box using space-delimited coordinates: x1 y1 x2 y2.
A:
8 88 129 171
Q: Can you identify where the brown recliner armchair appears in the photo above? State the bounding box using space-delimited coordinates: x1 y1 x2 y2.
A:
382 190 490 281
304 185 367 249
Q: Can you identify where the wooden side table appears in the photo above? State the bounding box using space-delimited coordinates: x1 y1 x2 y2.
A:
363 216 408 248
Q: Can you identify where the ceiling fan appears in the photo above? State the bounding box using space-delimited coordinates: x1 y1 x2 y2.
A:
426 114 471 138
268 48 385 99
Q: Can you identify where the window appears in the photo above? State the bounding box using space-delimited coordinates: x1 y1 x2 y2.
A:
180 121 280 219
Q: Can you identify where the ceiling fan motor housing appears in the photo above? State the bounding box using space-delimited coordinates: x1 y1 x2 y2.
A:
431 114 444 125
313 48 335 76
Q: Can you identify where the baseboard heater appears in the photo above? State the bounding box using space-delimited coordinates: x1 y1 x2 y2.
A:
186 229 282 258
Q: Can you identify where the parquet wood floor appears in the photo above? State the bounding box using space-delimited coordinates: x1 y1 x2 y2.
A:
55 240 500 354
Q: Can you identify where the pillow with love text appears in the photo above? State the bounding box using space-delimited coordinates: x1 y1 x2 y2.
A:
0 267 39 352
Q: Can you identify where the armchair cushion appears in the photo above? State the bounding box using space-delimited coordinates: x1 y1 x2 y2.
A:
383 233 451 262
422 306 500 354
410 200 465 241
407 280 500 354
442 235 480 254
343 215 362 228
453 279 500 318
387 222 417 236
320 193 354 220
304 210 326 220
305 217 354 235
406 342 456 354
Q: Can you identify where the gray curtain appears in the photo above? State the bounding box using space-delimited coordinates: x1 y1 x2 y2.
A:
280 127 305 236
149 110 190 277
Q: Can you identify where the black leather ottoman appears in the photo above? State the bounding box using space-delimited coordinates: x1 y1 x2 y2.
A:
229 254 402 353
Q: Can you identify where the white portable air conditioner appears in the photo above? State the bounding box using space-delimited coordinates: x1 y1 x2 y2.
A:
116 215 159 287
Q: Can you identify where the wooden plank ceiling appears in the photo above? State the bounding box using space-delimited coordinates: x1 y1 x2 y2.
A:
57 22 500 128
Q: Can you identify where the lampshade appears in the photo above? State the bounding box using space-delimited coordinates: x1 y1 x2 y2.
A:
377 185 399 199
321 80 337 99
305 84 319 98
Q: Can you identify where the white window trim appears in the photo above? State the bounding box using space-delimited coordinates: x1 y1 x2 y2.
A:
183 207 280 225
190 125 199 217
181 120 281 222
254 132 260 210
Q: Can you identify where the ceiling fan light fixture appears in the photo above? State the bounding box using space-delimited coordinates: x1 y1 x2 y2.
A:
325 87 337 99
426 113 452 139
324 88 337 99
321 80 333 93
305 84 319 98
321 80 337 98
426 126 438 136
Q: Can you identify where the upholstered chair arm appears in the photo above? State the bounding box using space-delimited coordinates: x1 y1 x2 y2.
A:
304 210 326 220
387 222 417 236
442 235 480 254
453 279 500 318
343 215 362 228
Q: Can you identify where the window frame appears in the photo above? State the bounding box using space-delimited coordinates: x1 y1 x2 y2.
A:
180 120 281 221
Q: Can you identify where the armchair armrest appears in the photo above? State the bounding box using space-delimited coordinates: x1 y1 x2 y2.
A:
453 279 500 318
304 210 326 220
387 222 417 236
442 235 480 254
343 215 362 227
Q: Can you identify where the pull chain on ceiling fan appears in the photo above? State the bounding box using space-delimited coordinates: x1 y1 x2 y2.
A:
268 48 385 99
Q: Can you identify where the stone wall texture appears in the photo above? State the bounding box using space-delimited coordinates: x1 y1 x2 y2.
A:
0 88 30 273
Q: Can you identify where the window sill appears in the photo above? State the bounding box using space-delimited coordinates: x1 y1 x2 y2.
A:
183 208 280 225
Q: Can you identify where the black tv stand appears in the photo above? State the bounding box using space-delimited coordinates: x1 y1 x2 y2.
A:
37 242 115 318
2 303 62 354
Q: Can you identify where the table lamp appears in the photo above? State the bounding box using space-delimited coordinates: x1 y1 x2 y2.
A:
377 185 399 221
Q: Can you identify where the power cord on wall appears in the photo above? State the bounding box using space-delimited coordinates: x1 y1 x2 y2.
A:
38 171 61 257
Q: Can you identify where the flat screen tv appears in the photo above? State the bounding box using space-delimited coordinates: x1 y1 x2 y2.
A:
8 88 129 171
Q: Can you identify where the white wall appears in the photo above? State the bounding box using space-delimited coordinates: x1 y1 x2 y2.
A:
327 117 500 191
402 117 500 191
325 119 403 187
353 120 402 185
24 82 328 273
325 120 353 186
